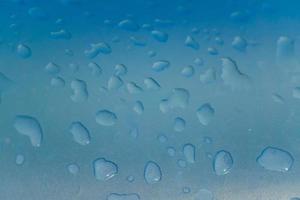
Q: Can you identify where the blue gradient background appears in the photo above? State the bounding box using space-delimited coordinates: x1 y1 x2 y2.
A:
1 0 300 199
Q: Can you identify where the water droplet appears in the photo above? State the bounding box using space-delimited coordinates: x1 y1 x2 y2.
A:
107 193 140 200
85 42 112 58
133 101 144 115
276 36 294 59
185 35 199 50
207 47 218 55
293 87 300 99
45 62 60 75
144 161 162 184
151 30 168 42
50 29 72 40
167 147 176 157
70 79 88 102
272 93 285 104
257 147 294 172
167 88 190 109
194 58 204 66
93 158 118 181
200 68 216 83
144 77 161 90
182 187 191 194
96 110 117 126
118 19 139 31
130 36 146 47
114 64 127 76
69 122 91 146
15 154 25 165
177 159 187 168
51 77 65 87
152 60 170 72
147 50 156 58
174 117 186 132
221 57 250 90
88 62 102 76
194 189 214 200
108 75 123 91
157 134 168 143
232 36 247 52
126 82 143 94
129 127 139 139
28 7 47 19
17 44 31 59
14 115 43 147
183 144 195 163
67 163 80 175
213 150 233 175
126 175 135 183
196 103 215 126
181 65 195 77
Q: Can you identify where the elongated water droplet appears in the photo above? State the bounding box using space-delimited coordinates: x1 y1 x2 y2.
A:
183 144 195 163
107 193 140 200
14 115 43 147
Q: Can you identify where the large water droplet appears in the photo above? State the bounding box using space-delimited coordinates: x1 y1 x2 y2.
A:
14 115 43 147
213 150 233 175
96 110 117 126
256 147 294 172
69 122 91 146
144 161 162 184
93 158 118 181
